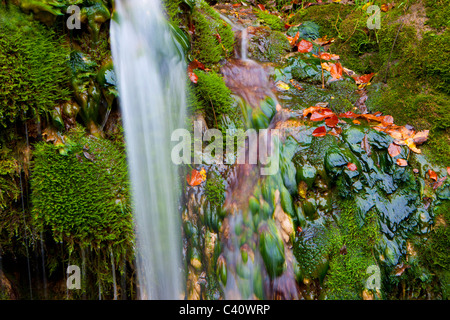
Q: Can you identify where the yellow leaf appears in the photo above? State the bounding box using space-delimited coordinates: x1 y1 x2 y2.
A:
362 2 372 10
275 80 290 91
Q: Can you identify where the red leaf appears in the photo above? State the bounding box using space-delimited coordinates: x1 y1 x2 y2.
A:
388 143 401 157
428 169 438 181
447 167 450 176
396 159 408 167
347 162 358 171
232 3 241 7
319 52 331 60
187 59 205 83
186 169 204 186
257 4 266 10
325 114 339 127
312 126 327 137
297 39 313 53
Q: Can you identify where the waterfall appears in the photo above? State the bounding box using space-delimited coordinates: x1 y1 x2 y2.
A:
111 0 186 299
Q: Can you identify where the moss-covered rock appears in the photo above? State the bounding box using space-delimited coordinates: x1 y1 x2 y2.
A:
0 6 71 127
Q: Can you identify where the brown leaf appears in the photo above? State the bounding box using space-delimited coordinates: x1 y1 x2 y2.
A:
361 134 371 155
388 143 402 157
327 126 342 136
393 263 409 276
396 158 408 167
433 176 447 190
352 73 375 84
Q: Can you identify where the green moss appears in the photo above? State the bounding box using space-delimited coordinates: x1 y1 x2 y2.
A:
247 29 290 63
191 2 235 68
324 201 381 299
205 171 226 206
0 6 71 127
192 70 242 131
31 126 132 249
256 10 284 31
424 0 450 30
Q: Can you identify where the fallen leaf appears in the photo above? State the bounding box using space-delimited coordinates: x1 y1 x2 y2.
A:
361 134 371 155
388 143 401 157
328 126 342 136
353 119 361 124
322 62 343 79
347 162 358 171
257 4 266 10
288 31 300 46
340 245 347 255
313 36 335 46
353 73 375 84
405 138 421 154
412 130 429 145
396 159 408 167
381 2 395 12
303 105 332 118
413 168 419 173
297 39 313 53
433 176 447 190
339 111 358 118
447 167 450 176
428 169 438 181
187 59 205 83
325 114 339 127
187 168 206 186
275 80 290 91
310 109 335 121
232 3 241 7
312 126 327 137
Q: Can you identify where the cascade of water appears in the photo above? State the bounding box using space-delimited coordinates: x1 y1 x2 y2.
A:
111 0 186 299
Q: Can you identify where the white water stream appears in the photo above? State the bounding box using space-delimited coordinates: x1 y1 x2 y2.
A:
111 0 186 299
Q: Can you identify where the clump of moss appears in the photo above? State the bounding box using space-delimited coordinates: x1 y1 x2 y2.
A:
256 10 284 31
31 127 132 249
0 6 71 127
205 171 226 206
191 2 235 68
424 0 450 30
324 201 381 299
191 70 241 132
247 29 290 63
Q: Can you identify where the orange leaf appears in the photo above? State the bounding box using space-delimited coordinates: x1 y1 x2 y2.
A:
303 106 331 118
310 109 335 121
353 73 375 84
232 3 241 7
186 169 205 186
339 111 358 118
188 71 198 83
289 31 300 46
322 62 343 79
388 143 401 157
289 79 303 90
381 115 394 126
447 167 450 176
319 52 332 60
353 119 361 125
428 169 438 181
396 159 408 167
325 114 339 127
312 126 327 137
347 162 358 171
257 4 266 10
297 39 313 53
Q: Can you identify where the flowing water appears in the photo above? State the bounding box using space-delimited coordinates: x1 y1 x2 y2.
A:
111 0 186 299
